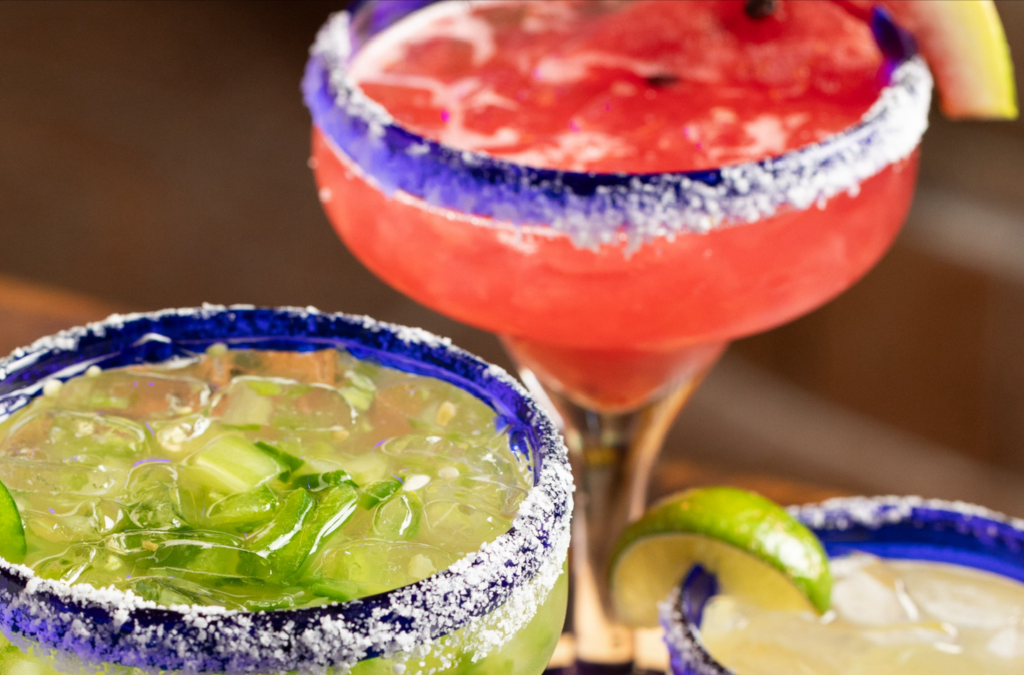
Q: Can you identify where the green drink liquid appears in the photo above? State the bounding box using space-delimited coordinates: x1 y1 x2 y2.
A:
0 347 531 612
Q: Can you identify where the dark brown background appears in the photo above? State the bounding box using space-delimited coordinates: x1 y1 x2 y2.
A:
2 1 1024 513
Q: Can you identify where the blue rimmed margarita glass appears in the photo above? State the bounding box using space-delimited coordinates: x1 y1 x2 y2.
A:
662 496 1024 675
0 306 571 675
303 2 931 668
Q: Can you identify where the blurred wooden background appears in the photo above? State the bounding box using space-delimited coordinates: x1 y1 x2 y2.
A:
2 1 1023 514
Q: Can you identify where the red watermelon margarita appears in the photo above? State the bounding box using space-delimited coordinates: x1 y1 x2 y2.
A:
307 0 936 412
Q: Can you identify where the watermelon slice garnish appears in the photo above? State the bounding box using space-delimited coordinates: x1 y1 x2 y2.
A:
840 0 1017 119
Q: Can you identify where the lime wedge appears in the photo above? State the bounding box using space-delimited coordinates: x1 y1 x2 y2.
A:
609 487 830 628
0 479 26 564
878 0 1017 119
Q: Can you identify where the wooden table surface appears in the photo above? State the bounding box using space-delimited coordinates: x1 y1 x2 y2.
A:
0 274 847 507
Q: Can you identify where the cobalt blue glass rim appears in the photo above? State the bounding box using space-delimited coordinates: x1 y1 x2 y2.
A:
302 2 932 248
0 305 573 674
661 496 1024 675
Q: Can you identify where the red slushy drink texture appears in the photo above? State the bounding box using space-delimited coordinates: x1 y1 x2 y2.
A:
313 0 921 410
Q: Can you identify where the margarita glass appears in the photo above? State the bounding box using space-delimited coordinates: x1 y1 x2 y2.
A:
663 497 1024 674
303 1 931 666
0 306 571 675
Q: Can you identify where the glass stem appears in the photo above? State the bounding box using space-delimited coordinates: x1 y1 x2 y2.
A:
516 356 719 669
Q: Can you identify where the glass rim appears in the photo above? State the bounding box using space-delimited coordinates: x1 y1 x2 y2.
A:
660 495 1024 675
0 305 572 674
302 2 932 249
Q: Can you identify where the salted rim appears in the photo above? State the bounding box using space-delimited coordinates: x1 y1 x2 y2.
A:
660 496 1024 675
0 305 573 674
302 3 933 249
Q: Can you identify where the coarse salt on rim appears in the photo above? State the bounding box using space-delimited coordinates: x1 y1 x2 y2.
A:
303 4 932 250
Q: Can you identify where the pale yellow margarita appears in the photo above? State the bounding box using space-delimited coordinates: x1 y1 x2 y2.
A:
700 553 1024 674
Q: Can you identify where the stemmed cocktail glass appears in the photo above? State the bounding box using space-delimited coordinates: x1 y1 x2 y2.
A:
303 2 930 669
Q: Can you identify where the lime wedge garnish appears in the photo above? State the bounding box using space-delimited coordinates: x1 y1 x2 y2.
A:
609 487 830 627
0 479 26 564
